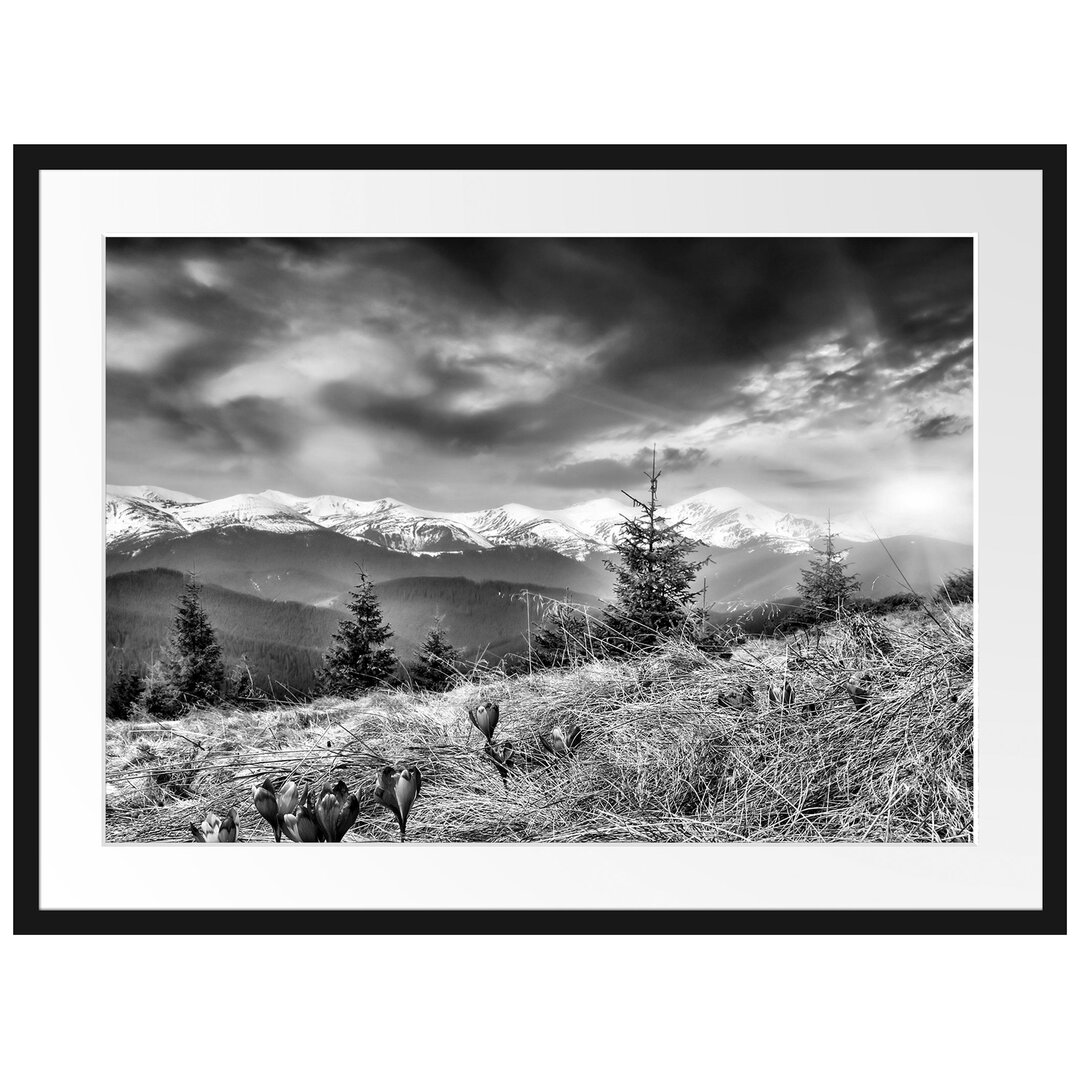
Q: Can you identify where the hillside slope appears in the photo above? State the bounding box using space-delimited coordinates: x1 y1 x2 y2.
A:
106 528 610 602
107 569 601 694
105 607 974 844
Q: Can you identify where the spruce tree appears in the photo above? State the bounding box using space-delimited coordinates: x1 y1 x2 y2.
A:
141 578 224 716
797 515 860 620
170 579 224 704
603 451 707 651
316 567 397 695
106 667 144 720
411 622 461 692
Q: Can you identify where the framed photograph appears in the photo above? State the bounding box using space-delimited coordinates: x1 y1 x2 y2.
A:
15 145 1064 932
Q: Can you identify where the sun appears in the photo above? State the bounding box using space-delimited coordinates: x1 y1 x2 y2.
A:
873 474 959 529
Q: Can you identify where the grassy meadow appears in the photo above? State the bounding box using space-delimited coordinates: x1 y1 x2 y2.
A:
105 603 974 843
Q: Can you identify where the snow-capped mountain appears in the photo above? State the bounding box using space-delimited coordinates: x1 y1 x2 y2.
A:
105 484 875 559
259 491 494 552
105 491 189 548
455 504 597 560
664 488 851 554
172 493 324 535
552 498 632 548
106 484 204 506
320 498 493 553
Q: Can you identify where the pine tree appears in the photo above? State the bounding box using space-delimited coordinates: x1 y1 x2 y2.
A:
797 515 860 620
411 622 461 692
316 567 397 695
140 578 224 716
603 451 707 651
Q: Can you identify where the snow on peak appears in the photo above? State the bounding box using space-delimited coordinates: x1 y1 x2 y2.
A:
107 484 204 505
257 489 308 507
105 484 882 558
672 487 748 513
175 493 323 534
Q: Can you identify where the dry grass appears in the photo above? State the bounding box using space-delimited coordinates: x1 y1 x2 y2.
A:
105 603 974 843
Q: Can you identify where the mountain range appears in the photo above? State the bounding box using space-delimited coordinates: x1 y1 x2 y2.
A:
106 484 878 560
105 483 972 696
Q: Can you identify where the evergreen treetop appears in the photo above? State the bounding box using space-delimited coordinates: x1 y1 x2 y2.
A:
603 451 708 651
797 515 861 619
316 566 398 695
411 621 461 692
142 576 224 716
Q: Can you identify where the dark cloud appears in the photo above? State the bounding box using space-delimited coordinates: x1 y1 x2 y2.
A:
105 237 974 536
317 377 615 454
534 446 710 489
909 413 973 440
108 364 298 457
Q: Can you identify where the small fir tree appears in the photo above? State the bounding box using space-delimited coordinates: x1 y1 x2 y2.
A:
411 622 461 692
316 567 397 695
143 578 224 716
797 515 860 620
934 567 974 605
603 451 707 651
106 667 144 720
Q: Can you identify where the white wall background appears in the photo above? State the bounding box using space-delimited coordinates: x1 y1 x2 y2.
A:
2 3 1075 1079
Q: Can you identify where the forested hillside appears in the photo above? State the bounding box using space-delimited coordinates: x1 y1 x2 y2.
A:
106 569 600 696
107 569 342 694
374 577 599 657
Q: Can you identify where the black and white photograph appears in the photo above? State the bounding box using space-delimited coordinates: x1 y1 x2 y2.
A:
104 235 975 844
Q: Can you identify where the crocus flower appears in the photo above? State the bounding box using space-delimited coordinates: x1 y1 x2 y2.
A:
468 702 500 742
768 682 796 709
190 808 238 843
252 777 300 842
549 722 581 754
375 765 422 841
282 787 322 842
845 672 870 710
314 780 360 842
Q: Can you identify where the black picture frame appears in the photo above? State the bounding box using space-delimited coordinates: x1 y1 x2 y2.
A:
14 144 1066 935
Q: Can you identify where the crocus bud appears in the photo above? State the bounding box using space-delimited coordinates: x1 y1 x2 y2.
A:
190 809 238 842
217 808 239 843
282 802 321 843
253 778 282 842
768 682 795 709
375 765 422 841
276 781 299 818
846 672 870 710
315 780 360 842
468 702 499 742
549 722 581 755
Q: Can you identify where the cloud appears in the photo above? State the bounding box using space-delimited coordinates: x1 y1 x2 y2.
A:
104 237 974 539
908 412 973 440
534 445 710 489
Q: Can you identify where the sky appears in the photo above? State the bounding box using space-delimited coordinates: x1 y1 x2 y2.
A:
106 236 974 541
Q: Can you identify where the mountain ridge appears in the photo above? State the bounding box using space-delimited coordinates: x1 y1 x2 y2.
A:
106 484 887 560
